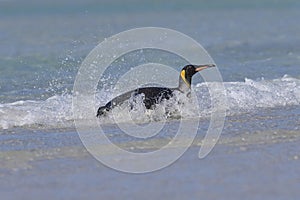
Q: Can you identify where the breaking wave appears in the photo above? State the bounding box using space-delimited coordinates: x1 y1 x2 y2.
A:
0 75 299 130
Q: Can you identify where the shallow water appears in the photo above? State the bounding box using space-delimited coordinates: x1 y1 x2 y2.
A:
0 106 299 199
0 0 300 199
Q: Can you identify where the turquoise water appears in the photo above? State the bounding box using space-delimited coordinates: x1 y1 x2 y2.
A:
0 3 299 128
0 0 300 199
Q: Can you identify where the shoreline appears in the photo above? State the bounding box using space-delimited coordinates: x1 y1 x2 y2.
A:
0 128 299 199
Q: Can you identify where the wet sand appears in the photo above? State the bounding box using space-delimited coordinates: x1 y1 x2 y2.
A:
1 126 300 200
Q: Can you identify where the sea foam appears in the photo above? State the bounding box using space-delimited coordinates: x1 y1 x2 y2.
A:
0 75 299 130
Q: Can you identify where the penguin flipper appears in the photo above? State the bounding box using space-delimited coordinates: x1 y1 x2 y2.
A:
96 106 107 117
96 102 112 117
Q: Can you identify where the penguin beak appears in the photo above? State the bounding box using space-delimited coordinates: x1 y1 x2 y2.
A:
195 64 216 72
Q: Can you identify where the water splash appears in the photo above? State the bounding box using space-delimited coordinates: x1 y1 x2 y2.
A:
0 75 299 130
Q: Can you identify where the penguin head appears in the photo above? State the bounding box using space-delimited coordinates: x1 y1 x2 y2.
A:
180 64 215 88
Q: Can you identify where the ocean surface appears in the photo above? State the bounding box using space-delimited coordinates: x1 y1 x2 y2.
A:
0 0 300 199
